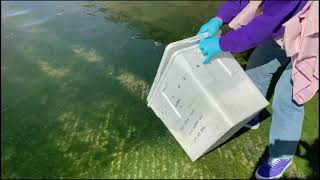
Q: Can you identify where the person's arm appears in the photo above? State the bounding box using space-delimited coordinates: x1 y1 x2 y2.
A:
197 0 249 36
216 0 249 24
219 0 306 53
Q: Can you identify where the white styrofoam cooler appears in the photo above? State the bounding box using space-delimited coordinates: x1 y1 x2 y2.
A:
147 33 269 161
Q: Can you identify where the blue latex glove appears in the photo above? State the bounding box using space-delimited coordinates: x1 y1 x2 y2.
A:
197 17 223 37
199 37 223 64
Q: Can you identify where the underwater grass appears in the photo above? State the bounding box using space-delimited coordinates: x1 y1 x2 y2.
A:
2 1 318 179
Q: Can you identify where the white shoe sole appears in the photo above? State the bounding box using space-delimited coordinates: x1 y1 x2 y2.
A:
255 159 293 179
244 123 260 129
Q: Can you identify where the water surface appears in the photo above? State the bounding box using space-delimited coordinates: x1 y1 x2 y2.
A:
2 1 318 179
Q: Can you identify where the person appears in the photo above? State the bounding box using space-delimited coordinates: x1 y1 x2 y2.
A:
196 0 318 179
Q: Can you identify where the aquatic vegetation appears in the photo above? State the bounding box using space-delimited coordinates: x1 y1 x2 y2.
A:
116 70 150 101
72 46 103 63
37 60 70 79
1 1 318 179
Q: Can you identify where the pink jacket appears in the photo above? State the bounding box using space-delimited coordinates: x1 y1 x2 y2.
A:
229 1 319 105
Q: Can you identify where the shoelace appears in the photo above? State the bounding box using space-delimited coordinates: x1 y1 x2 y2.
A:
267 158 281 168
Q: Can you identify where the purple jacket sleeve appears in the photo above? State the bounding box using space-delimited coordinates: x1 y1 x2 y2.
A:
216 0 249 24
220 0 307 53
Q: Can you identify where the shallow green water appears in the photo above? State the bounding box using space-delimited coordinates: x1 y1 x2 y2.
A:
1 1 318 179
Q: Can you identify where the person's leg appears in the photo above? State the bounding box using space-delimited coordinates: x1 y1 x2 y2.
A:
255 62 305 179
245 40 290 97
269 62 305 159
245 40 290 128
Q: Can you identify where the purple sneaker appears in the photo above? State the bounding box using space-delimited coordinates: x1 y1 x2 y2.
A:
255 158 293 179
244 115 260 129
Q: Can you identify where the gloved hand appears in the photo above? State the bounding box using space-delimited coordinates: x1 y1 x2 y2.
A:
199 37 223 64
197 17 223 37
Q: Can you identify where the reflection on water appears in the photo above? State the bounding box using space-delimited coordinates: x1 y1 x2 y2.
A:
18 16 51 28
2 1 318 179
3 9 31 18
